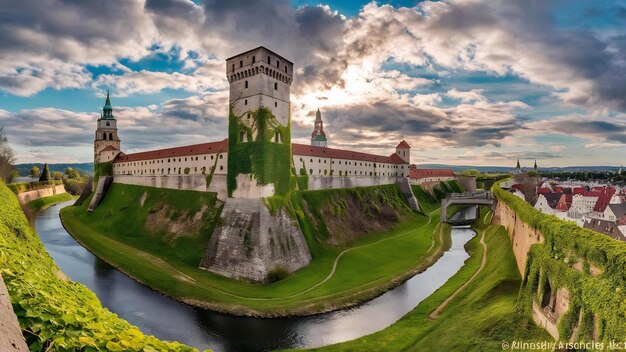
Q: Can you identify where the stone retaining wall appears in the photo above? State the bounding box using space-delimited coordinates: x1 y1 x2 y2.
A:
0 274 28 351
16 185 66 205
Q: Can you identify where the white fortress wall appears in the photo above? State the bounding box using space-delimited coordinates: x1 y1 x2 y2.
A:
113 174 228 201
307 175 398 190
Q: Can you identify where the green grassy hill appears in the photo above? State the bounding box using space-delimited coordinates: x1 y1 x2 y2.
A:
61 183 454 316
70 184 223 267
302 209 552 351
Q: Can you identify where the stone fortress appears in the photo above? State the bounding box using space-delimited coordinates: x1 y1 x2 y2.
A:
91 46 458 282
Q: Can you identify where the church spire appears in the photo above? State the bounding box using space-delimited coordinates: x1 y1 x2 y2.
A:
534 160 537 171
102 90 114 119
311 108 327 147
516 159 520 170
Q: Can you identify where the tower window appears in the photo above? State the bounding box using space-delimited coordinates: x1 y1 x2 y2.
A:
244 99 247 105
268 56 271 64
245 81 248 88
232 64 235 71
103 133 107 140
284 66 287 73
274 101 277 107
252 56 255 64
274 82 278 90
239 131 246 142
277 61 280 69
106 121 110 126
109 133 113 140
240 60 243 68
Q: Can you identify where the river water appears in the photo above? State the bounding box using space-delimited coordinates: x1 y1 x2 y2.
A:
35 202 477 352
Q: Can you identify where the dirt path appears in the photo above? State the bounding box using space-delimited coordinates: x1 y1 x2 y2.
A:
288 208 441 298
428 212 489 320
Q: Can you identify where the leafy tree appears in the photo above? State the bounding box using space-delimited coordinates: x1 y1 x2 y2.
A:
527 170 539 177
52 171 64 180
30 165 40 178
39 163 51 182
64 167 83 181
0 127 15 183
461 169 481 177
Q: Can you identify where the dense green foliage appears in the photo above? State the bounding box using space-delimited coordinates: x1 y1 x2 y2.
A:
305 209 551 351
411 180 463 214
493 182 626 341
26 193 74 213
93 162 112 185
476 174 508 190
7 180 63 194
61 184 450 315
0 181 197 351
227 107 292 196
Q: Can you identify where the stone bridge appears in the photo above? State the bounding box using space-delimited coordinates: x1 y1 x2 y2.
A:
441 191 496 224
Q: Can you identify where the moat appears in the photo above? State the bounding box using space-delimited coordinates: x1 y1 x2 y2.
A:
38 201 477 351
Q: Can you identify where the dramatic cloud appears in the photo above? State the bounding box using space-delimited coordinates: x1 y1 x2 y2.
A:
1 0 625 165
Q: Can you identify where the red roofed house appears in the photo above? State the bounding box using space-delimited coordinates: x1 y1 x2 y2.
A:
408 167 456 185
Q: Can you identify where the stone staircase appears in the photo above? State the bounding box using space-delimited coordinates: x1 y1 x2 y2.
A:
396 177 421 212
88 176 113 212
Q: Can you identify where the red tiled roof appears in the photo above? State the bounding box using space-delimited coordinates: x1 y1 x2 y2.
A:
537 187 552 194
114 139 408 165
396 140 411 149
556 194 572 211
409 168 455 179
292 143 407 164
114 140 228 163
100 145 118 152
593 194 614 212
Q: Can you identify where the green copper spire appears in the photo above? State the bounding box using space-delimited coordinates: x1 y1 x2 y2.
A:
102 90 114 119
315 108 322 122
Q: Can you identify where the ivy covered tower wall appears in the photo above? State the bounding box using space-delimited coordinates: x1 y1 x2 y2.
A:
202 47 312 283
225 47 294 197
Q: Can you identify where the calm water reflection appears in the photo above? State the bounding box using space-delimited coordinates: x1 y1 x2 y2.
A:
36 202 476 351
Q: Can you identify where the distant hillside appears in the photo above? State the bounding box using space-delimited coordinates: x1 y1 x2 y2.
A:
417 164 620 173
14 163 93 176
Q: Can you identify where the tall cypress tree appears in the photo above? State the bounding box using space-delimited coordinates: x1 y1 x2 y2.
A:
39 163 51 182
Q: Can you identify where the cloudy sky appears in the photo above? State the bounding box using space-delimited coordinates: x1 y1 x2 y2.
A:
1 0 625 167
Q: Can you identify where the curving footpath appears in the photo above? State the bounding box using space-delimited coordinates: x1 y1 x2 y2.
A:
428 210 490 319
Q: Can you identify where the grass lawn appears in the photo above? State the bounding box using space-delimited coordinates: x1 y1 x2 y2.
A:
301 209 552 351
26 192 75 213
60 183 450 316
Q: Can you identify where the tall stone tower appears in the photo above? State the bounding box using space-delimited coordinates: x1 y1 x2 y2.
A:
396 140 411 163
225 47 294 197
94 91 120 164
202 47 312 283
311 108 328 147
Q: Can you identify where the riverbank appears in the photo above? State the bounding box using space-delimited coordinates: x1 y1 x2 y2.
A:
60 205 449 317
0 181 196 351
302 209 552 351
59 183 453 317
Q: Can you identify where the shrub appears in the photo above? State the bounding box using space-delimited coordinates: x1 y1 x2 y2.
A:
266 266 289 283
7 180 63 194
